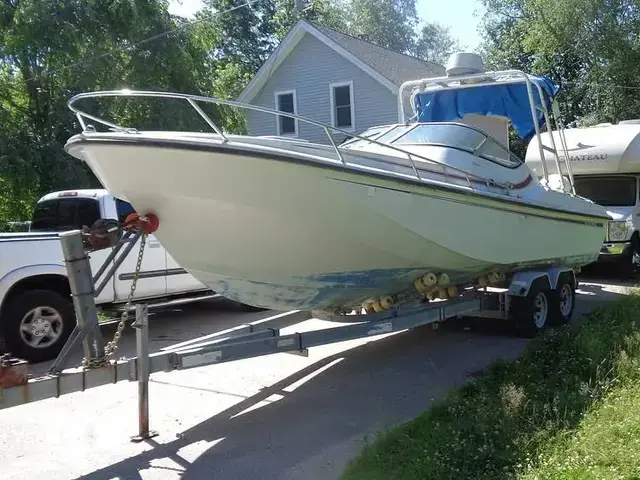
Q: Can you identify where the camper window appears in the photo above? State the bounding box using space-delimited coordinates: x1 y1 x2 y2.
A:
573 176 637 207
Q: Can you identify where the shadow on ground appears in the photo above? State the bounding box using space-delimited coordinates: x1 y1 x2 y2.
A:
68 275 633 480
30 297 280 377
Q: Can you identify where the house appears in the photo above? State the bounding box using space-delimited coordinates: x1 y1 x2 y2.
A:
236 19 446 144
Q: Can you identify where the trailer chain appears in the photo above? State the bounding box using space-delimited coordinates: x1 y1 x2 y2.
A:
81 231 149 369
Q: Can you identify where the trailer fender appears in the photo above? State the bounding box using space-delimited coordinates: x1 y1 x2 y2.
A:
544 266 575 291
508 271 552 297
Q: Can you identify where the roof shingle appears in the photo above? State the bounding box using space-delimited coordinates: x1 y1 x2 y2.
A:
309 21 445 86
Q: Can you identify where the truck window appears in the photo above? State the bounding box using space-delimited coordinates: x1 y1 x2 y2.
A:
30 198 102 232
115 198 136 222
573 176 637 207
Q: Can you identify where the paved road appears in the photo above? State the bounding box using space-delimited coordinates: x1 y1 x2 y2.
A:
0 276 635 480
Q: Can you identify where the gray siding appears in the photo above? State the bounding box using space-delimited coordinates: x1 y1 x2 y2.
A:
245 33 400 144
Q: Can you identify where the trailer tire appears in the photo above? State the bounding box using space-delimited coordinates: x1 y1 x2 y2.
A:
549 272 576 327
1 290 75 363
510 277 552 338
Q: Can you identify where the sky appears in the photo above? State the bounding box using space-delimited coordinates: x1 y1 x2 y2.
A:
167 0 487 52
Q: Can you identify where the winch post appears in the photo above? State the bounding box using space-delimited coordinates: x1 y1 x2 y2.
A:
131 303 158 442
93 230 142 298
50 229 144 374
59 230 105 364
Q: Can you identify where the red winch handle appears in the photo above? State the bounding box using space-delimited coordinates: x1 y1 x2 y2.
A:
123 212 160 233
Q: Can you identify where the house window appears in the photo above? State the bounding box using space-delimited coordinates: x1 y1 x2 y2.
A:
330 81 354 130
275 90 297 136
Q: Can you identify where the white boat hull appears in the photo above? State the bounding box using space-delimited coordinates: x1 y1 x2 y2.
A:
66 133 608 312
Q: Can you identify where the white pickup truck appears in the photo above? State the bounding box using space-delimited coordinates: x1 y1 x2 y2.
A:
0 189 251 363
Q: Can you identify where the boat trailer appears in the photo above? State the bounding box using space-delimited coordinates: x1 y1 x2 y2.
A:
0 215 578 441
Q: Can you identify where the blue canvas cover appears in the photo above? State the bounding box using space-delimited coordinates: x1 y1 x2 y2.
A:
411 76 560 140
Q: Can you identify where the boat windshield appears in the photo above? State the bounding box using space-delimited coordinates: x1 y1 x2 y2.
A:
340 126 391 147
396 123 523 168
340 124 433 149
340 123 522 168
393 123 486 149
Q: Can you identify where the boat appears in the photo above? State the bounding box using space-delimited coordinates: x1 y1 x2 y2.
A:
63 52 610 314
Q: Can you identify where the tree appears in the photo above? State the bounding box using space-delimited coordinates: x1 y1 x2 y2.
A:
413 22 462 64
0 0 463 223
336 0 460 64
0 0 233 222
271 0 350 40
201 0 278 73
478 0 640 126
345 0 420 54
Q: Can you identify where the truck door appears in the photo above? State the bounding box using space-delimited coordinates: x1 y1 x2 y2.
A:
166 250 208 295
30 194 114 303
112 198 168 301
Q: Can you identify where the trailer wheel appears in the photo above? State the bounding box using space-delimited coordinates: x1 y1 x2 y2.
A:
1 290 75 363
549 272 576 327
510 277 552 338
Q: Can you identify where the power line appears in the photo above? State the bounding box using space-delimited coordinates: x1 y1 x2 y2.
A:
21 0 262 84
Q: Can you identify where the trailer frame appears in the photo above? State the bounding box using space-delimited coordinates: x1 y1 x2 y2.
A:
0 227 578 441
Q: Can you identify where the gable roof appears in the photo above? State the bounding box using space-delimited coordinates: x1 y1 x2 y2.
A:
310 22 444 88
236 19 445 104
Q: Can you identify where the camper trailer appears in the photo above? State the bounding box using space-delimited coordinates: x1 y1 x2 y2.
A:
525 121 640 275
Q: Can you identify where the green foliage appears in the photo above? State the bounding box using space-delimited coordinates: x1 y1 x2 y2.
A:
202 0 278 72
479 0 640 126
0 0 233 222
271 0 349 40
346 0 419 53
0 0 460 222
413 22 463 64
341 292 640 479
335 0 461 63
519 383 640 478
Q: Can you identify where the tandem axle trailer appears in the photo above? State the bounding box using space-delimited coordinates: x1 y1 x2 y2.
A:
0 218 578 441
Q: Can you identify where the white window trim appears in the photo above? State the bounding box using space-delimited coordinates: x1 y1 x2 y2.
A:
274 89 298 137
329 80 355 132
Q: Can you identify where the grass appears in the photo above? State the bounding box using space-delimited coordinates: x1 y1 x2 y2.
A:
97 309 122 324
340 290 640 480
520 383 640 479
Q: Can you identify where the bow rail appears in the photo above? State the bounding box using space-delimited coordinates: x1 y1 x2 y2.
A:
67 89 527 192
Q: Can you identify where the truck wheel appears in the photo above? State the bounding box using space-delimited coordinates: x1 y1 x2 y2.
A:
509 277 552 338
618 233 639 279
1 290 76 363
549 272 576 327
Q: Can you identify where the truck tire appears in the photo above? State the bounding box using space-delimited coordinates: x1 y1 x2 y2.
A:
1 290 76 363
617 233 639 279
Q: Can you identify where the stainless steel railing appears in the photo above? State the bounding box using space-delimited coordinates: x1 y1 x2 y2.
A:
67 89 527 192
398 69 576 195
